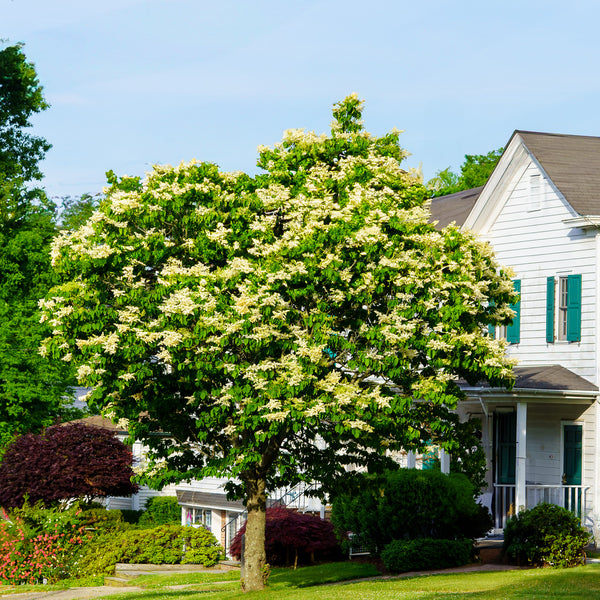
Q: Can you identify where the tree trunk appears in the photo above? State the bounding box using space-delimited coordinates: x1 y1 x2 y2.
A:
242 474 267 592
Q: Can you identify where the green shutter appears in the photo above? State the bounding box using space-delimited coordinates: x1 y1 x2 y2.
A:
488 300 496 338
506 280 520 344
546 277 555 343
566 274 581 342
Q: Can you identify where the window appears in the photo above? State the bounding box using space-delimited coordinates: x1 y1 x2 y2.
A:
186 507 212 529
488 280 520 343
528 174 541 211
546 275 581 342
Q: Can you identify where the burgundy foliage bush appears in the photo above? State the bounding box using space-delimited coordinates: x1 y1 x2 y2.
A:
229 507 340 565
0 422 139 508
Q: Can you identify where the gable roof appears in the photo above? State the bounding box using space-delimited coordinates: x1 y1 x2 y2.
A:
431 130 600 230
63 415 127 433
429 186 483 229
515 131 600 216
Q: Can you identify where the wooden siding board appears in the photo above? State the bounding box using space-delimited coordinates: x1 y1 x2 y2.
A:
480 158 597 384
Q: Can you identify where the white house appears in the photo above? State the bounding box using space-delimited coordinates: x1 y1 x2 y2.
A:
431 130 600 535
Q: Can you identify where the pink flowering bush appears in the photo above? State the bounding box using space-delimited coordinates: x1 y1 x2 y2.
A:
0 506 88 585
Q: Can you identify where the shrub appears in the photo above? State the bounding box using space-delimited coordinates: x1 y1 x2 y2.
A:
78 506 127 531
331 469 491 553
76 524 223 576
229 507 340 566
0 504 88 584
0 423 138 508
119 509 144 525
139 496 180 527
381 538 473 573
503 503 590 567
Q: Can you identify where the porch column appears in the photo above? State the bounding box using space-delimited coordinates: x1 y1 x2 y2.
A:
515 402 527 514
406 451 416 469
440 449 450 474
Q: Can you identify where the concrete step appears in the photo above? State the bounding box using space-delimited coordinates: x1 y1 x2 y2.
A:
105 576 135 587
114 562 240 577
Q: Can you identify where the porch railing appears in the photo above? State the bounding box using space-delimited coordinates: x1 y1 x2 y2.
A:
493 484 588 530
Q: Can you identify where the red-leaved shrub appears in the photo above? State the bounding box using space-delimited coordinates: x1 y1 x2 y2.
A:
229 507 340 565
0 422 138 508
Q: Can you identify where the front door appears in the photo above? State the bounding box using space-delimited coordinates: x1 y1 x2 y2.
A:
496 412 516 485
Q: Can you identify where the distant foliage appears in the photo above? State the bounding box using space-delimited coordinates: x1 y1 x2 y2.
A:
503 503 590 567
428 148 504 196
0 44 75 450
139 496 181 527
331 469 492 553
229 507 340 566
381 538 472 573
0 422 138 508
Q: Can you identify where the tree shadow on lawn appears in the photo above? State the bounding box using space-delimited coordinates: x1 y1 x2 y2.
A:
339 566 600 600
97 565 600 600
266 561 381 589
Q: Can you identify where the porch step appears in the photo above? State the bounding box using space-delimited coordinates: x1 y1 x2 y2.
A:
476 536 504 565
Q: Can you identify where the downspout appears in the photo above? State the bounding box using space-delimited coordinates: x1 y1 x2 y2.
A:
478 396 489 419
595 231 600 539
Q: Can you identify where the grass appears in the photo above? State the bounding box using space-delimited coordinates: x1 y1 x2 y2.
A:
97 563 600 600
3 563 600 599
0 575 105 594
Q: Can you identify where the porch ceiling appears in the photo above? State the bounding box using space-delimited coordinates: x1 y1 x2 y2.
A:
176 490 244 511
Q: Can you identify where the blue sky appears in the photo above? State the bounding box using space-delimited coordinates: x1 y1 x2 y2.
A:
3 0 600 200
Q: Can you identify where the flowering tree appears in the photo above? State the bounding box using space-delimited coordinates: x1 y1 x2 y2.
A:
41 95 516 591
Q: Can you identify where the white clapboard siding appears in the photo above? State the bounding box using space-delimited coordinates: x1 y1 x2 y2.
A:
482 160 597 384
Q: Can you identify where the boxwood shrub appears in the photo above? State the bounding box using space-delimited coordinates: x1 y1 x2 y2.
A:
381 538 473 573
503 503 590 567
332 469 492 553
76 524 223 576
139 496 181 527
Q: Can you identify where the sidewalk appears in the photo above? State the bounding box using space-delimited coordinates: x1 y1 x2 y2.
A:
0 585 143 600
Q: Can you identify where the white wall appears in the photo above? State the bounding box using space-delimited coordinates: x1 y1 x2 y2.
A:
483 160 597 384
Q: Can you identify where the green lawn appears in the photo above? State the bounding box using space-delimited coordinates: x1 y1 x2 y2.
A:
3 563 600 599
94 563 600 600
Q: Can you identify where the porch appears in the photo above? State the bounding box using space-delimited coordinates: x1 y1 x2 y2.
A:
493 483 588 529
458 367 599 535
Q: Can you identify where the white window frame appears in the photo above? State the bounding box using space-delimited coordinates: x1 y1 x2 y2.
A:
557 276 569 341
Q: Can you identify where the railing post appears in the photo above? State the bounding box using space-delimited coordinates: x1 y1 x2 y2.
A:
440 449 450 474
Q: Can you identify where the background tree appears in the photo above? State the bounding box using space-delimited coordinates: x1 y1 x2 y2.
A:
0 422 139 508
42 95 517 591
58 192 101 230
0 43 75 448
428 148 503 196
